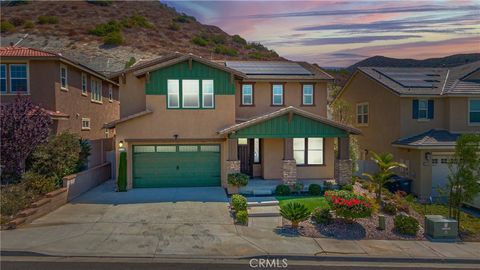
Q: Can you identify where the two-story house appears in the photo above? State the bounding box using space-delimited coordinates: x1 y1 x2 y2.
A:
0 46 120 167
106 53 360 190
335 61 480 198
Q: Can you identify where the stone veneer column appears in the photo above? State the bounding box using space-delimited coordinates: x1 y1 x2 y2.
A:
335 136 352 185
282 138 297 184
227 138 241 174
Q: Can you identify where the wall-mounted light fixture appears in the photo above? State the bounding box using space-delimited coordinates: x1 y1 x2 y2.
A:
173 134 179 140
119 141 124 148
425 152 432 161
118 140 126 152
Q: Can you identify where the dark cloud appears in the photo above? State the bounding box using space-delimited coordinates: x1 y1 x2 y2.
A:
265 35 422 46
245 5 478 19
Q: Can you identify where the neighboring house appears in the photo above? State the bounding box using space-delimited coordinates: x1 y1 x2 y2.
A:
0 46 120 167
106 53 360 190
335 61 480 198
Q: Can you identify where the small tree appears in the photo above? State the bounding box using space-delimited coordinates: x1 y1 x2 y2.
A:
117 151 127 192
0 96 51 181
446 134 480 228
363 152 406 203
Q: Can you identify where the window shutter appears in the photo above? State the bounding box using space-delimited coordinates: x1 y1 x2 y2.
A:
428 100 434 119
412 99 419 119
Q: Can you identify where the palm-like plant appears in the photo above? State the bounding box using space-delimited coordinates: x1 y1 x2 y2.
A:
280 202 310 229
363 152 406 203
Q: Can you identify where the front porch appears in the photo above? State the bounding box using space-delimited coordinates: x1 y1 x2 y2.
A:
239 178 336 196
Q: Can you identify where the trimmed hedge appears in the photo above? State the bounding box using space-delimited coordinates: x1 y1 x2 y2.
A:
236 210 248 225
231 194 247 211
117 151 127 192
308 184 322 195
275 184 291 196
394 215 419 235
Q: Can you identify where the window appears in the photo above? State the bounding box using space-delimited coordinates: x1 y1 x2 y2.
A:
81 118 90 130
469 99 480 124
241 84 253 105
238 138 248 145
104 129 109 138
202 80 214 108
293 138 324 165
179 145 198 152
167 80 180 108
0 64 6 93
182 79 199 108
413 99 433 120
60 64 68 90
108 84 113 101
91 78 102 102
302 84 314 105
10 64 28 93
418 99 428 119
253 138 261 163
81 73 87 95
356 103 369 125
272 84 283 105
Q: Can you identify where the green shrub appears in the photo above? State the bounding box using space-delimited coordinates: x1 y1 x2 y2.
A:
168 22 180 31
280 202 310 228
236 210 248 225
76 139 91 172
22 171 56 195
246 42 268 51
124 56 136 68
325 190 372 221
191 36 208 46
121 14 153 29
9 17 24 27
394 215 419 235
103 31 123 45
0 184 32 217
86 0 112 6
341 184 353 191
173 13 195 23
293 183 304 194
24 20 34 29
323 181 334 191
1 21 15 33
312 207 332 224
248 52 263 59
89 20 122 36
214 45 238 56
231 194 247 211
232 34 247 45
117 151 127 191
383 202 397 215
308 184 322 195
211 34 226 44
275 184 291 196
29 132 81 184
227 173 249 188
37 15 58 24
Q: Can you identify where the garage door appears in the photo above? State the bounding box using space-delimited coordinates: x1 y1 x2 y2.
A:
431 156 452 198
133 144 221 188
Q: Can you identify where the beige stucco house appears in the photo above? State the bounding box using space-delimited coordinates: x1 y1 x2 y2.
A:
107 53 360 190
335 61 480 198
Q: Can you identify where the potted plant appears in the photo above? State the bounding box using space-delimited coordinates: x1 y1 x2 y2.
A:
227 173 249 194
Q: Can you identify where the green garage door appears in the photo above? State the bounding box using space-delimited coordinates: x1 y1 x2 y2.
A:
133 144 221 188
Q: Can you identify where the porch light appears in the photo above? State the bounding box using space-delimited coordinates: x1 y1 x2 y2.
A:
425 152 431 161
118 141 124 148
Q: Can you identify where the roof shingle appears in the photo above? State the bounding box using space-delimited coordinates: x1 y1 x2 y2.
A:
0 46 57 57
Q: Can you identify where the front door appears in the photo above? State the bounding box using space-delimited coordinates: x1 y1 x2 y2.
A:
238 139 252 176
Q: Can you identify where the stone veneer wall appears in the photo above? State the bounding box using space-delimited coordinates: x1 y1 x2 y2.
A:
282 159 297 184
226 160 241 174
335 159 352 185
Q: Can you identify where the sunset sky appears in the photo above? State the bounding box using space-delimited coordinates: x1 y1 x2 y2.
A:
164 0 480 67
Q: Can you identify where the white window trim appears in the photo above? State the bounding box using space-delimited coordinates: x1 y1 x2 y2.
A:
81 118 91 130
182 79 200 108
468 98 480 126
272 84 283 105
242 84 253 105
108 84 113 102
0 64 6 93
417 99 429 121
81 73 88 96
60 64 68 91
90 77 103 103
202 80 214 108
293 137 325 165
10 63 29 94
356 102 369 126
167 79 180 108
302 84 314 105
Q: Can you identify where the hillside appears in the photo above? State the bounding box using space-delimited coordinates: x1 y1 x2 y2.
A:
0 0 280 75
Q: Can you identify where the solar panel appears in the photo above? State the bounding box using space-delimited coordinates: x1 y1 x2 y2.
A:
373 68 442 88
226 61 312 75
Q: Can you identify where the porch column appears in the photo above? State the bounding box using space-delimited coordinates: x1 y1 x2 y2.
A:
282 138 297 184
335 136 352 185
226 138 240 174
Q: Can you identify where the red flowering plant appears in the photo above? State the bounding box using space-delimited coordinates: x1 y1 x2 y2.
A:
325 190 372 222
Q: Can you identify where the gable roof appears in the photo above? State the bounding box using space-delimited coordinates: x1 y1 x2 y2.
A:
104 109 153 129
392 129 460 149
218 106 361 136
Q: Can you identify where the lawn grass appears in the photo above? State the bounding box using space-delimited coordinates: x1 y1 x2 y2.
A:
276 195 329 213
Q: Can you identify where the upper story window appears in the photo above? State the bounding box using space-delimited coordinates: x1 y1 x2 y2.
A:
302 84 314 105
272 84 284 106
469 99 480 125
0 64 6 93
81 73 87 95
293 138 324 165
91 78 102 103
356 103 369 125
413 99 433 120
167 80 180 108
60 64 68 90
182 79 199 108
108 84 113 102
241 84 253 105
81 118 91 130
10 64 28 93
202 80 214 108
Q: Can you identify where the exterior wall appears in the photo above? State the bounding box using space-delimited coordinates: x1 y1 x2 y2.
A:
447 97 480 133
119 73 146 118
235 81 328 120
399 97 448 137
339 71 401 157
